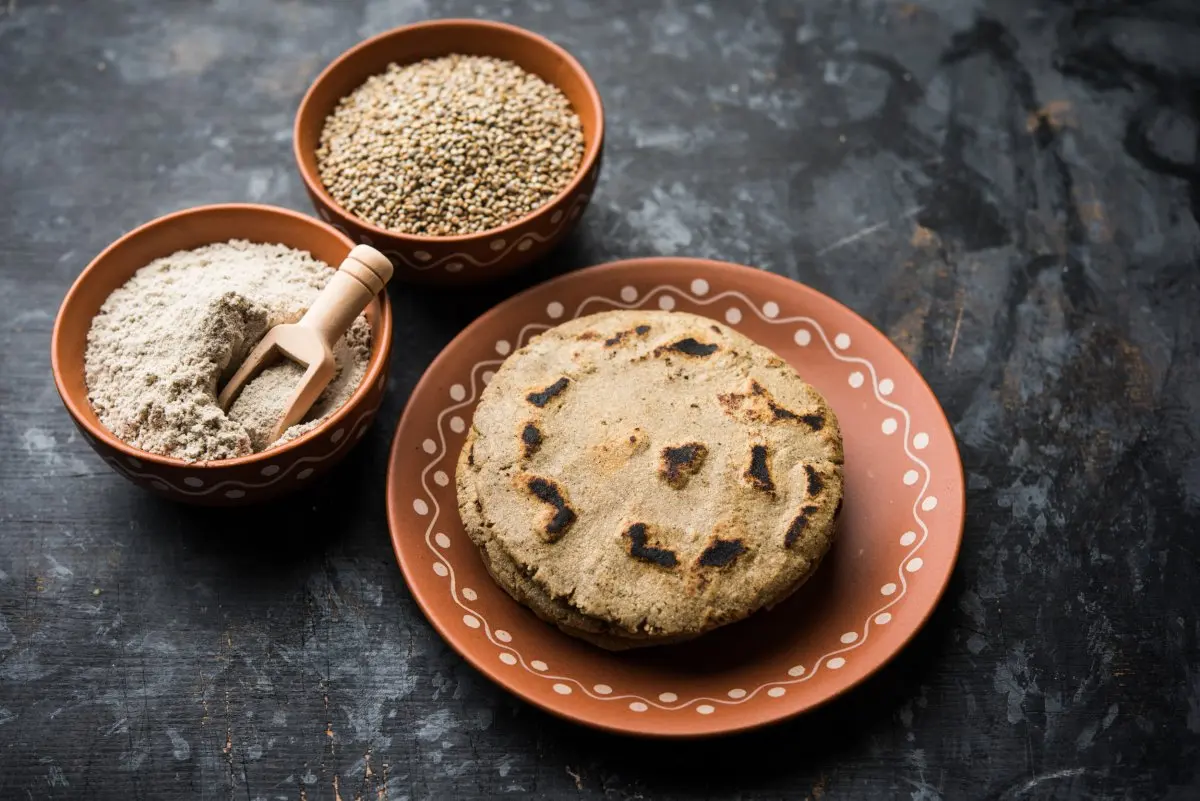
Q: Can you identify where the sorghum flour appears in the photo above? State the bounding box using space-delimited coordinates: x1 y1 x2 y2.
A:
316 54 585 236
84 240 372 462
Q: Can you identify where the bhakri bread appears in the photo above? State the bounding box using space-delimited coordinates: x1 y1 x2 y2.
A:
456 310 843 648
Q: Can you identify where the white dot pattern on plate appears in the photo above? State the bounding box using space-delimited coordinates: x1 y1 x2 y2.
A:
357 426 368 439
414 250 431 262
490 239 506 251
413 499 429 515
225 489 245 499
127 456 141 468
331 428 345 443
445 262 464 273
432 563 448 577
517 239 532 252
434 533 450 548
463 614 480 629
551 210 563 223
151 480 168 491
404 280 956 722
184 477 204 487
297 468 314 480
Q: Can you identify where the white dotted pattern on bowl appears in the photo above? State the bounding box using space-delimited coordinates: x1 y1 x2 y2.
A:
377 194 593 275
106 404 381 498
410 282 942 714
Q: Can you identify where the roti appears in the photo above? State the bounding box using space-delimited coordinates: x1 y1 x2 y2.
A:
456 310 844 647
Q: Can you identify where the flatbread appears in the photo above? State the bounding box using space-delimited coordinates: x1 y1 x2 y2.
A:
457 310 843 648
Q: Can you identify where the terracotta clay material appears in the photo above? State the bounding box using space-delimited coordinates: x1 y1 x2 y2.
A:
51 204 393 506
386 258 966 737
293 19 604 287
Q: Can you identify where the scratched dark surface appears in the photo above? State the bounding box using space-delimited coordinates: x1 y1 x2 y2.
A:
2 0 1199 798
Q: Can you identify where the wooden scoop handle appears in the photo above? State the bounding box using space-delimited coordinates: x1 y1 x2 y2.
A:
298 245 393 347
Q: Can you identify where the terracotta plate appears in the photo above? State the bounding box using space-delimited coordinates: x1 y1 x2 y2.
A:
386 258 965 737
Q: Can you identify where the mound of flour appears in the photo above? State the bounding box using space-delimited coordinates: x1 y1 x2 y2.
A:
84 240 372 462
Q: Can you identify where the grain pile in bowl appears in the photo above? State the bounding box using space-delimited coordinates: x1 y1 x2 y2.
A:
316 54 585 236
84 240 371 462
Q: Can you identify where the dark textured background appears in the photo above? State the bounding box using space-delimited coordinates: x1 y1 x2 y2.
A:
2 0 1199 798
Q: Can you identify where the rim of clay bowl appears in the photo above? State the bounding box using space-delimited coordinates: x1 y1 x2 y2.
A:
292 17 605 245
50 203 394 470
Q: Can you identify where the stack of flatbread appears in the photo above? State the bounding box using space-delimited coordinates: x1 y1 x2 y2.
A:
457 310 844 649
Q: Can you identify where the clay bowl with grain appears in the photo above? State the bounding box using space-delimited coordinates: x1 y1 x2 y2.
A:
51 203 393 506
293 18 604 287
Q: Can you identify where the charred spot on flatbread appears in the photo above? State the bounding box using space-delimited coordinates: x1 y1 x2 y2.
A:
526 476 576 541
805 464 824 496
697 537 746 568
521 423 543 458
624 523 678 569
745 444 775 495
660 442 708 489
784 505 820 548
656 337 719 358
604 325 652 348
526 377 570 408
800 412 825 430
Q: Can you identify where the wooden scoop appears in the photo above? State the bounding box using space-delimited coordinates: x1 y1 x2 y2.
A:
217 244 392 442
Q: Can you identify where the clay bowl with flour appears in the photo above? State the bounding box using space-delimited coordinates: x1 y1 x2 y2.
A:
293 18 604 287
51 203 393 506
